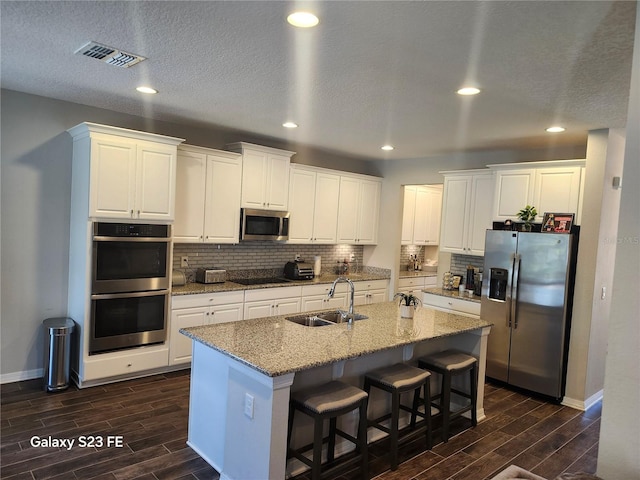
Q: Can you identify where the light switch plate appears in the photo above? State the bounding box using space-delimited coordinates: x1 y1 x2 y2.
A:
244 393 254 419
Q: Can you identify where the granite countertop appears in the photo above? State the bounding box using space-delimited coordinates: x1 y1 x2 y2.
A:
399 271 438 279
172 272 390 296
180 301 491 377
423 287 482 304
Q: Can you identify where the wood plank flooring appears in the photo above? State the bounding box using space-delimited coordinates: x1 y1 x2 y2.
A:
1 371 600 480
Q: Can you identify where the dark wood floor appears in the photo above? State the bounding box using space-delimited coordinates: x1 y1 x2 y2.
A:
1 371 600 480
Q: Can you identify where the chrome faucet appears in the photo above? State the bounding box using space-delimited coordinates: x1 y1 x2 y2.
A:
328 276 355 318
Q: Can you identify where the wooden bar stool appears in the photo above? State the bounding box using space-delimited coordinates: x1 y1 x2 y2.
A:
287 381 369 480
364 363 432 470
418 350 478 443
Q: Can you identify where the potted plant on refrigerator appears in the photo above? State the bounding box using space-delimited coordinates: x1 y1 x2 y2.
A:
517 205 537 231
394 292 421 318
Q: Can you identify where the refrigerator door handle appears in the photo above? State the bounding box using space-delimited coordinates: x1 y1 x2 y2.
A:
505 254 515 328
511 253 521 329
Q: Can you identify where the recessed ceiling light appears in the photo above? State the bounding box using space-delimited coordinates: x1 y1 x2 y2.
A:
282 122 298 128
136 86 157 94
287 12 319 28
546 126 566 133
381 145 394 151
457 87 481 96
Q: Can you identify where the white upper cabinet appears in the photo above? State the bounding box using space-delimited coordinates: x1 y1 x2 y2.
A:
174 145 242 243
532 166 582 220
492 168 536 221
402 185 442 245
288 165 340 244
336 175 381 245
68 123 184 221
440 170 495 256
489 161 584 223
226 142 295 211
401 186 418 244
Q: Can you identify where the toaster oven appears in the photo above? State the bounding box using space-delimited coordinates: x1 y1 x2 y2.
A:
284 261 314 280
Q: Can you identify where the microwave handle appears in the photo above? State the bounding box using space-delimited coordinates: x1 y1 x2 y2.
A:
281 216 289 236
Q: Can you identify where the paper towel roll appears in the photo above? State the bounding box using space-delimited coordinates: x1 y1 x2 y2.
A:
313 256 321 276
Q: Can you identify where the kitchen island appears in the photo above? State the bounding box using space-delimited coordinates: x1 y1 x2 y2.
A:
181 301 491 480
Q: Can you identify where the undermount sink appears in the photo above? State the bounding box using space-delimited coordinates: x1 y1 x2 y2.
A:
286 310 368 327
286 315 335 327
316 310 368 323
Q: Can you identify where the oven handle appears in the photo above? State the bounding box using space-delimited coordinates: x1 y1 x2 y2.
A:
93 236 171 243
91 289 170 300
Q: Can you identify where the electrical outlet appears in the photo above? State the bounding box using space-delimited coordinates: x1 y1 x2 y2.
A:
295 253 301 261
350 253 356 261
244 393 254 419
180 256 188 268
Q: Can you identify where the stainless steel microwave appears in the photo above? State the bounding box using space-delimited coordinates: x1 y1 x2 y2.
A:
240 208 289 241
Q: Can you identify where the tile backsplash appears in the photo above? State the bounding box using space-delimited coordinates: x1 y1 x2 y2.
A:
400 245 439 271
449 253 484 276
173 242 365 281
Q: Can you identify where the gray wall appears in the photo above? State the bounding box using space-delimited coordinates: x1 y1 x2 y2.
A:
0 89 376 380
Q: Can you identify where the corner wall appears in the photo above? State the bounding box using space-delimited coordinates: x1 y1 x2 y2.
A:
596 3 640 476
563 129 625 409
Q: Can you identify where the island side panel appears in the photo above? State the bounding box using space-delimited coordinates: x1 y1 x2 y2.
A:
187 340 295 480
187 342 230 472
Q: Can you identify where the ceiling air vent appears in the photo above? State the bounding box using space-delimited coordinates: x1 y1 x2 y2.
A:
74 41 146 68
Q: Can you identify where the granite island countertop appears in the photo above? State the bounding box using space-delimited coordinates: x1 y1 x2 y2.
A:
172 272 390 296
180 301 491 377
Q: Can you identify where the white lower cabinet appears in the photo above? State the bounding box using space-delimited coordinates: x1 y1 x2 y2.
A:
398 276 437 296
353 279 389 306
243 286 303 320
422 292 481 318
301 283 348 311
170 291 244 365
82 345 169 382
169 279 388 366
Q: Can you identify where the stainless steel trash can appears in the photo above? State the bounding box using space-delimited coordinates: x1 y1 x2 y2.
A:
43 317 75 392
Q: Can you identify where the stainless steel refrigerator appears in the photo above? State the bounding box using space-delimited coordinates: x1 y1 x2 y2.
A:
481 230 578 400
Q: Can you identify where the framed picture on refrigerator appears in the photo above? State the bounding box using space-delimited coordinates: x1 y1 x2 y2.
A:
542 212 574 233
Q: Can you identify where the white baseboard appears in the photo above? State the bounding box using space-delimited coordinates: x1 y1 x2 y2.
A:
1 368 43 384
562 389 603 411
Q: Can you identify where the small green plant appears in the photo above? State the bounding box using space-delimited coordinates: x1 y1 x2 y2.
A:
394 292 422 307
517 205 537 230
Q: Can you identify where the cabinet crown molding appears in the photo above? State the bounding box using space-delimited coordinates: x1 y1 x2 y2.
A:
226 141 296 157
439 168 493 176
67 122 185 146
178 144 241 159
486 159 585 169
291 163 382 181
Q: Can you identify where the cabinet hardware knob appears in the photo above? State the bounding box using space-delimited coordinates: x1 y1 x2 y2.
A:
127 363 132 367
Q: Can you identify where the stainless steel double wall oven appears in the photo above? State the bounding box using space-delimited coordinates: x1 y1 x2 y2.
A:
90 222 171 354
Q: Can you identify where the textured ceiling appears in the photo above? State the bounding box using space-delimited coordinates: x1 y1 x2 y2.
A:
0 1 636 160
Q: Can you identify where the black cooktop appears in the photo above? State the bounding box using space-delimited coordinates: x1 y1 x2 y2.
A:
232 277 291 286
